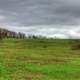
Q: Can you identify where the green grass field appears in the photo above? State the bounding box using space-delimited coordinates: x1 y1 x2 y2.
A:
0 38 80 80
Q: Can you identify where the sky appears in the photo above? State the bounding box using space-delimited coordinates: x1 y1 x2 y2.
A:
0 0 80 38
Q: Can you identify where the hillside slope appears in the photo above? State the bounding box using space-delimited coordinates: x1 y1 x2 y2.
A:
0 38 80 80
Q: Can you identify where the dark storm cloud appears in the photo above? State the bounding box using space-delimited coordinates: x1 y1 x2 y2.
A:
0 0 80 26
0 0 80 38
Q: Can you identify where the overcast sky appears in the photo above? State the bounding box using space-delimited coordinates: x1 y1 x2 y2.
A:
0 0 80 38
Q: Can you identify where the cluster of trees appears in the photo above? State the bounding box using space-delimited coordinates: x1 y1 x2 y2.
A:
0 28 26 39
27 35 49 39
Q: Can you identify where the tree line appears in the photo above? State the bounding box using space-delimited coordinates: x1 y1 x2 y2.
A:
0 28 26 39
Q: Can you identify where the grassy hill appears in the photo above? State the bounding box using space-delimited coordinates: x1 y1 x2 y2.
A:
0 38 80 80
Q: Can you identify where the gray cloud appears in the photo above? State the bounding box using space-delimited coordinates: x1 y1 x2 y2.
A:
0 0 80 26
1 25 79 39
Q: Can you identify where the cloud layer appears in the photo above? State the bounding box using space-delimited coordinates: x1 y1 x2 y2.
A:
1 25 80 39
0 0 80 38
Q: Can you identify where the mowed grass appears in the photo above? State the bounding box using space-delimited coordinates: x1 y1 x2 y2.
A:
0 38 80 80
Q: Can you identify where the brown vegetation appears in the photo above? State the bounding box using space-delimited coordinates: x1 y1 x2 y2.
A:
71 43 80 50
